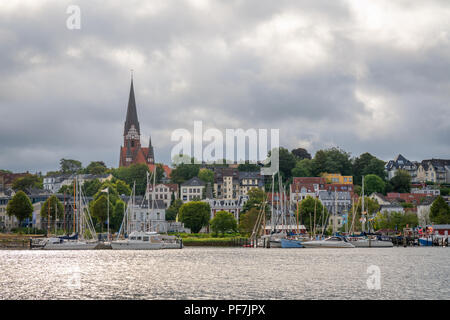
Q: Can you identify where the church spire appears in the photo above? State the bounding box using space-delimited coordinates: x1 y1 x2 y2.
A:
124 77 140 136
147 136 155 164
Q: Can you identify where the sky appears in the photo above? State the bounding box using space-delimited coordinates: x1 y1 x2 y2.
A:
0 0 449 173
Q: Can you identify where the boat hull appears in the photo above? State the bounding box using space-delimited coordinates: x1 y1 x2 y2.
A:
281 239 304 248
350 240 393 248
302 241 355 248
41 242 98 250
111 241 182 250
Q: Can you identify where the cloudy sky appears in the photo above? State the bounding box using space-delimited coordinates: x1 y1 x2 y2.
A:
0 0 449 173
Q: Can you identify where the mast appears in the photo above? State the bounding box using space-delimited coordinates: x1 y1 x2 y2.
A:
333 188 337 235
271 173 274 233
362 176 365 233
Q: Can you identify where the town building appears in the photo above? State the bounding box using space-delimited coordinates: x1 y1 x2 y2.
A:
289 177 325 204
385 154 418 182
148 183 178 208
208 196 249 221
213 168 263 200
321 173 353 184
416 159 450 184
43 173 113 193
180 177 205 203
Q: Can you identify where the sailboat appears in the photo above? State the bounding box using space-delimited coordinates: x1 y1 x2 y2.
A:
33 176 99 250
345 177 393 248
111 169 182 250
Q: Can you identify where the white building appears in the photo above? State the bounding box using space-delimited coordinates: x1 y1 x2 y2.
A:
148 183 178 208
180 177 205 203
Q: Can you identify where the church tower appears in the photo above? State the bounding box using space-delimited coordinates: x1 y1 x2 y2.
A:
119 78 155 167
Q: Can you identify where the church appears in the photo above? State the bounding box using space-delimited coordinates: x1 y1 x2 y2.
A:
119 79 171 177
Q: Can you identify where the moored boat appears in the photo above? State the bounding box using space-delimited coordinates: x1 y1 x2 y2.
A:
302 236 355 248
111 231 182 250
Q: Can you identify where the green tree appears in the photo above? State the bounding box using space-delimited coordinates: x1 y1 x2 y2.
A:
298 196 327 232
84 161 108 175
210 211 238 235
291 158 313 177
311 147 352 176
40 195 64 221
389 169 411 193
178 201 210 233
90 195 113 232
111 200 126 232
83 179 102 197
242 188 269 216
430 196 450 224
170 162 200 185
364 174 385 195
6 191 33 226
115 179 131 196
12 174 43 192
352 152 386 185
166 199 183 221
238 208 260 235
60 158 83 174
291 148 312 160
111 163 149 195
350 196 380 231
278 147 297 182
58 185 74 196
237 162 260 172
198 168 214 184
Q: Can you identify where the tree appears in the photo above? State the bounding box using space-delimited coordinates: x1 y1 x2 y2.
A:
90 195 113 232
166 199 183 221
278 147 297 182
291 159 313 177
210 211 238 235
111 200 126 232
60 158 82 174
170 162 200 185
83 179 102 197
58 185 74 196
84 161 108 175
12 174 43 192
373 211 418 231
242 188 269 216
40 195 64 221
291 148 311 160
430 196 450 224
311 147 352 176
364 174 385 195
389 169 411 193
6 191 33 226
350 196 380 231
178 201 210 233
298 196 327 232
111 164 149 195
352 152 386 185
198 168 214 184
115 179 131 196
237 162 260 172
238 208 260 235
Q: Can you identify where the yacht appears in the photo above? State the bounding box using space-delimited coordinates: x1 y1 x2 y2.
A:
111 231 182 250
346 234 393 248
302 236 355 248
37 236 99 250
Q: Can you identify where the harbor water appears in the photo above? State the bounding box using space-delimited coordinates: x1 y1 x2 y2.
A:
0 247 449 300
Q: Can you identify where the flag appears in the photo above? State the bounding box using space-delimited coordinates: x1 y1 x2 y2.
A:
101 188 109 193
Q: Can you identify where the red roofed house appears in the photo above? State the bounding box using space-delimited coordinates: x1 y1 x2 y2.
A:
119 78 171 178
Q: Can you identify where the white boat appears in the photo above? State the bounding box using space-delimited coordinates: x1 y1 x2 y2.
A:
346 235 393 248
111 231 182 250
302 236 355 248
35 176 99 250
39 237 99 250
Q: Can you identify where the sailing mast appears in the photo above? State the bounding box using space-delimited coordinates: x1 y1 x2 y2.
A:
361 176 365 233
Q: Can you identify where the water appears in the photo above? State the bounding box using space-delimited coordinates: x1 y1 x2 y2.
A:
0 247 449 300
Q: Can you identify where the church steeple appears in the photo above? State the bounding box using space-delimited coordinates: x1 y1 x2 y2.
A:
147 136 155 164
124 78 140 137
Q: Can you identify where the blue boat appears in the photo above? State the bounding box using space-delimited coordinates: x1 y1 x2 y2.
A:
281 238 304 248
419 237 433 246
